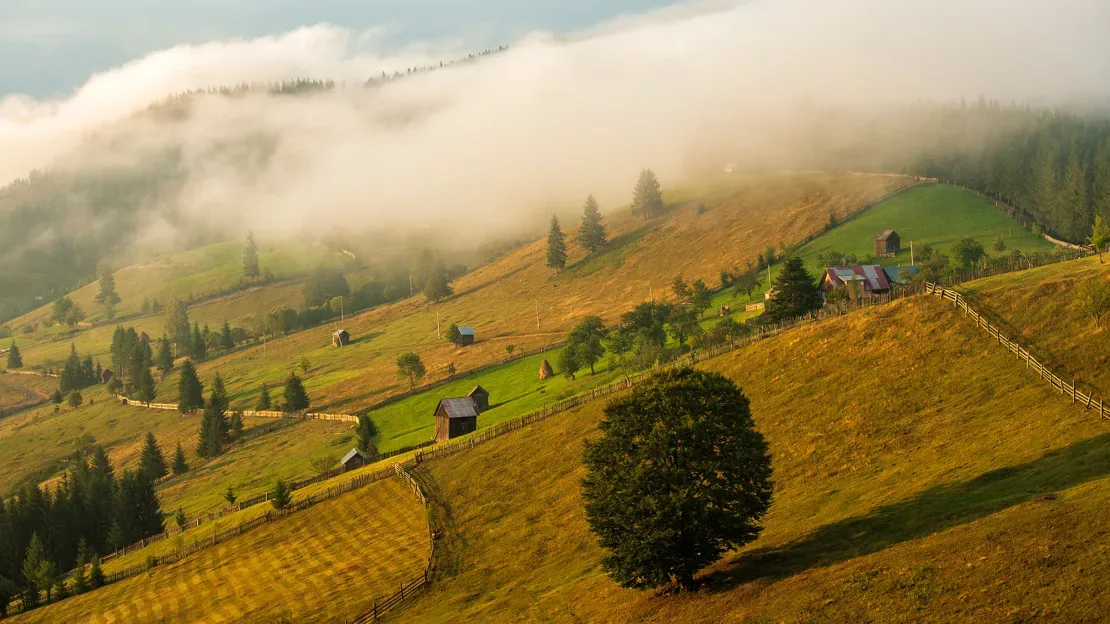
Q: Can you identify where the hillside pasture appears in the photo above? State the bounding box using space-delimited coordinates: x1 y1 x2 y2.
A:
14 477 430 624
397 296 1110 622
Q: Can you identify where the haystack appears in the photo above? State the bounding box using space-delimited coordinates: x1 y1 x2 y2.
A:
539 359 554 381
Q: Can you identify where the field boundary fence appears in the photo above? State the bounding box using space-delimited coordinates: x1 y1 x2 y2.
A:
924 282 1108 419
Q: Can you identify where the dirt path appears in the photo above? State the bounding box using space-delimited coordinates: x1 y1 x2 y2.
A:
0 375 49 415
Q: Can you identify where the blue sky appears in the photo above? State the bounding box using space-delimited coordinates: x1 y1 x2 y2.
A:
0 0 678 98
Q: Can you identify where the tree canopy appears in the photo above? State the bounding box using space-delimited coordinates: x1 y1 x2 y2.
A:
582 368 772 590
763 256 822 323
396 353 427 390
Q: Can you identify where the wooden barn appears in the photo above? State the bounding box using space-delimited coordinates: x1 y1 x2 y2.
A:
468 385 490 412
820 265 892 296
434 398 478 443
340 448 367 471
458 327 475 346
332 329 350 347
874 230 901 257
101 369 114 384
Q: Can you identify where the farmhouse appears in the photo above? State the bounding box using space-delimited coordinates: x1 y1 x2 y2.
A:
468 385 490 412
332 329 350 347
883 265 919 285
874 230 901 257
434 398 479 443
458 326 475 346
820 265 892 296
340 448 367 471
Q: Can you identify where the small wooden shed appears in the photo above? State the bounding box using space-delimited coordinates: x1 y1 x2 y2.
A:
101 369 114 384
468 385 490 412
434 398 478 443
332 329 350 347
458 327 475 346
874 230 901 257
340 448 367 471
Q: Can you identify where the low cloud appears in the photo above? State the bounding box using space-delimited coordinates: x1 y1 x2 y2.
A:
2 0 1108 239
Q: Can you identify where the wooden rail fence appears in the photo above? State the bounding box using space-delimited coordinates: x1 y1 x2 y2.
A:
924 282 1107 420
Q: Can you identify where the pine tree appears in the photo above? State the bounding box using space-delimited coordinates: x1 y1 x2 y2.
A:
139 432 167 480
93 266 122 320
356 413 377 453
577 195 608 252
763 256 823 324
219 320 234 352
71 538 91 594
22 533 56 607
196 395 224 458
230 411 243 440
243 230 261 279
59 343 84 393
135 365 157 404
270 479 292 511
632 169 664 220
224 486 238 506
191 323 207 361
256 383 272 411
176 359 204 413
89 557 105 589
171 442 189 475
5 341 21 369
283 371 310 413
175 508 187 530
156 335 174 378
546 215 567 271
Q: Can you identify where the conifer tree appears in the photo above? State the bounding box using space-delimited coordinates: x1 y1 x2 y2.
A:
196 395 224 458
135 365 157 404
219 320 234 352
356 413 377 453
243 230 261 279
5 340 20 369
22 533 55 607
71 538 91 594
191 323 207 361
546 215 567 271
94 266 122 320
156 335 174 379
171 442 189 475
270 479 292 511
89 557 105 589
139 432 167 480
256 383 272 411
283 371 310 413
763 256 823 324
230 411 244 440
577 195 608 252
176 359 204 413
175 508 187 530
210 373 230 436
60 343 84 393
632 169 664 220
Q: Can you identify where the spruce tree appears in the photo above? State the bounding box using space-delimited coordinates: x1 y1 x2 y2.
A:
156 335 174 379
71 538 91 594
256 383 272 411
763 256 823 324
191 323 207 361
577 195 608 252
196 396 224 458
5 340 20 369
219 320 234 352
139 432 167 480
89 557 105 589
174 508 187 530
59 343 83 393
356 413 377 453
546 215 567 271
21 533 54 607
283 371 310 413
135 365 157 404
632 169 664 220
94 266 122 320
210 373 230 436
243 230 261 279
171 442 189 475
270 479 292 511
176 359 204 413
230 411 244 440
165 300 191 357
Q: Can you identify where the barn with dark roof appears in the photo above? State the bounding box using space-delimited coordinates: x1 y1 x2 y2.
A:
468 385 490 411
874 230 901 256
434 398 479 443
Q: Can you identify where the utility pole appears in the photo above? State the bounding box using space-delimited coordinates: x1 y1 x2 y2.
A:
437 310 441 337
535 299 540 331
910 241 915 266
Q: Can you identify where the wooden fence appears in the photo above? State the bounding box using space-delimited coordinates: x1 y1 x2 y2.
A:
924 282 1108 420
113 395 360 423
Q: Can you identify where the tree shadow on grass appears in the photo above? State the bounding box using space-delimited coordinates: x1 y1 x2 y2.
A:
706 433 1110 590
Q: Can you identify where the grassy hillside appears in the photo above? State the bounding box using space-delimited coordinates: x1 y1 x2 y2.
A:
706 183 1061 314
13 477 429 624
0 373 56 414
957 255 1110 395
165 172 910 415
397 296 1110 622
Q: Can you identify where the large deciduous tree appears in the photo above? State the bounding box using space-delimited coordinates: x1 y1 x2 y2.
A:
582 368 772 591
